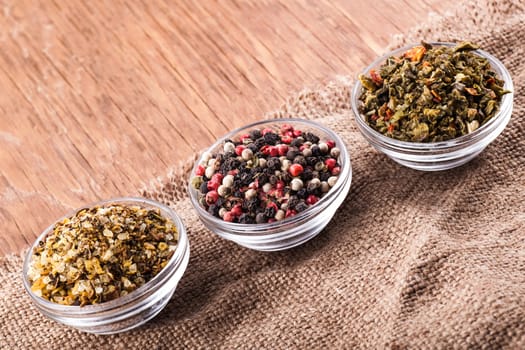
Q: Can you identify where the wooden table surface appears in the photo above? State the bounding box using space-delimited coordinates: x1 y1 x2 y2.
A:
0 0 454 256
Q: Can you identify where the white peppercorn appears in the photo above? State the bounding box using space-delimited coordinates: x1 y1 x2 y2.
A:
290 178 303 191
327 176 338 187
241 148 253 160
275 209 285 221
222 174 234 188
330 147 340 158
205 166 215 179
245 189 257 199
223 142 235 153
218 185 230 197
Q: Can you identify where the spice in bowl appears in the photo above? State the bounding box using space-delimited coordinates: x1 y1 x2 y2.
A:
27 203 179 307
190 123 342 224
358 41 511 142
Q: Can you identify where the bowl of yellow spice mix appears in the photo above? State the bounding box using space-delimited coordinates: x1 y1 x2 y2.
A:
22 197 190 334
351 42 513 171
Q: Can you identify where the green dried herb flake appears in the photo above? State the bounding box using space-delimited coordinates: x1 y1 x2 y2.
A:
358 41 511 142
28 204 178 306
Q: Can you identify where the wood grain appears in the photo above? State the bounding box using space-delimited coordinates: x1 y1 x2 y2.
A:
0 0 455 256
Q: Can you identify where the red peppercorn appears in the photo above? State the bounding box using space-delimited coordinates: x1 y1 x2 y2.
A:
267 218 276 223
276 180 285 190
293 129 302 137
326 140 336 149
207 181 220 191
269 146 279 157
195 164 205 176
306 194 318 205
231 204 243 217
211 173 224 184
261 145 270 155
266 201 278 211
277 144 289 156
272 189 284 198
281 124 294 133
206 190 219 204
262 128 274 135
281 135 293 144
239 133 251 142
288 163 304 177
235 145 245 156
223 211 235 222
331 166 341 176
325 158 337 171
285 209 297 218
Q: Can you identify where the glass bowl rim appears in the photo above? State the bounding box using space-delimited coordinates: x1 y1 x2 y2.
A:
351 41 514 150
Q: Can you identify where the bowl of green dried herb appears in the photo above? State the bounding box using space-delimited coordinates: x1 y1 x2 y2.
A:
22 197 190 334
351 41 513 171
188 118 352 251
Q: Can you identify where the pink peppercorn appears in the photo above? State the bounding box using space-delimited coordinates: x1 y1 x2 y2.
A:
195 164 205 176
281 124 294 133
281 135 293 144
235 145 245 156
326 140 336 149
288 163 304 177
207 181 220 191
331 166 341 176
277 144 288 156
206 190 219 204
211 173 224 184
231 204 243 217
262 128 274 135
239 133 251 142
223 211 235 222
293 129 302 137
285 209 297 218
306 195 318 205
325 158 337 171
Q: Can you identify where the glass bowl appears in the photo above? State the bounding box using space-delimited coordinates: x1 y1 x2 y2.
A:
188 118 352 251
22 197 190 335
351 42 514 171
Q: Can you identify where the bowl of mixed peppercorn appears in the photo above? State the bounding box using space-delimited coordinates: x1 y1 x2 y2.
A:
22 197 190 334
351 41 513 171
189 118 352 251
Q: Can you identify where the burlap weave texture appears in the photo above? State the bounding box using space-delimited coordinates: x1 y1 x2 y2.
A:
1 0 524 348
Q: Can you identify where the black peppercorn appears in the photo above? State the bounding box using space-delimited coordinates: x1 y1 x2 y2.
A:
293 155 307 166
295 201 309 212
255 212 266 224
287 150 299 161
302 168 314 181
250 130 262 140
200 182 209 194
311 145 321 156
306 157 318 166
267 157 281 170
296 188 307 199
254 138 266 149
264 206 276 218
263 132 280 145
238 213 255 224
320 171 331 182
304 132 320 144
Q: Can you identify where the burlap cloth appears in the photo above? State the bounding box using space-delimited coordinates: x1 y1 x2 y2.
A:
2 0 524 348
